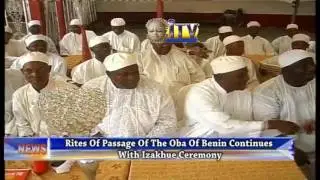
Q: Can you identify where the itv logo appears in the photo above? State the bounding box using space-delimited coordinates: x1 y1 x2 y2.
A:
165 19 200 43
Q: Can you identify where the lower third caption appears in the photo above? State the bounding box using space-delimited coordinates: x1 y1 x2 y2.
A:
118 150 223 160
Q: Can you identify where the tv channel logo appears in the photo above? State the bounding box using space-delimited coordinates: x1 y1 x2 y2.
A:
165 19 200 43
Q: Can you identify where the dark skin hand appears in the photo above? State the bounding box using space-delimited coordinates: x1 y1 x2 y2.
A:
266 120 300 135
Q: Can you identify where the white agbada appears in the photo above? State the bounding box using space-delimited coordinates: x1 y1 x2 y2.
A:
141 39 151 53
241 35 276 56
204 36 226 59
82 76 177 137
103 30 140 53
11 52 67 76
5 69 26 135
179 77 263 137
59 30 96 56
21 33 58 54
253 76 315 153
71 58 106 84
271 35 292 54
138 45 206 97
308 41 315 53
13 78 77 137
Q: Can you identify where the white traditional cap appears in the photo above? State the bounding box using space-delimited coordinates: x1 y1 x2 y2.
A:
110 18 126 26
25 34 47 47
292 33 310 43
218 26 233 33
247 21 261 28
5 26 12 33
28 20 41 27
278 49 312 68
70 19 82 26
210 56 247 74
223 35 243 46
20 52 49 67
104 52 137 71
286 23 298 29
89 36 110 48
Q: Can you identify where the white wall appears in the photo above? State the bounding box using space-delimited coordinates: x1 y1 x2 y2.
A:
95 0 315 15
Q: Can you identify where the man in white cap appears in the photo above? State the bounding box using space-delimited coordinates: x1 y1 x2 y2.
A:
205 26 233 59
83 52 177 137
139 18 205 98
71 36 111 85
103 18 140 53
253 49 315 179
222 35 259 90
11 35 68 77
20 20 58 54
241 21 275 56
12 52 76 173
59 19 97 56
5 26 26 68
178 56 299 137
261 33 315 67
5 69 26 136
272 23 299 54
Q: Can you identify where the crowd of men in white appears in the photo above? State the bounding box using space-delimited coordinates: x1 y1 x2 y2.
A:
5 17 315 176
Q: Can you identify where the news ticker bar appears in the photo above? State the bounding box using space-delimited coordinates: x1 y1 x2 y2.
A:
4 137 294 161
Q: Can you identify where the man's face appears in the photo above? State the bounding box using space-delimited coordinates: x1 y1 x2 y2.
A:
287 28 298 38
282 58 315 87
151 42 172 55
147 22 167 43
112 26 125 35
29 25 41 34
247 27 259 37
226 41 244 56
70 25 81 34
107 64 140 89
219 32 232 41
218 68 249 91
27 40 48 53
21 61 51 90
291 41 309 50
5 32 12 44
91 43 111 61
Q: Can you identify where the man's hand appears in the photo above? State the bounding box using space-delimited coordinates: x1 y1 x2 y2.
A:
302 120 315 134
267 120 300 135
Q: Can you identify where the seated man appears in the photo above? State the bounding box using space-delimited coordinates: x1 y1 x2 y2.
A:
5 69 26 136
11 35 68 78
71 36 111 84
179 56 299 137
222 35 259 90
205 26 233 60
139 18 205 98
12 52 76 173
241 21 275 56
103 18 140 53
59 19 96 56
253 49 315 179
21 20 58 54
272 23 299 54
83 52 177 137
